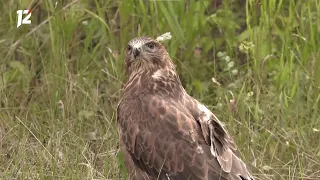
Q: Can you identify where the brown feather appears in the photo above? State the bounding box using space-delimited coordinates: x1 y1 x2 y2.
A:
117 36 255 180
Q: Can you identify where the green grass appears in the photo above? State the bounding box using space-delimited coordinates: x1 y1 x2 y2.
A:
1 0 319 179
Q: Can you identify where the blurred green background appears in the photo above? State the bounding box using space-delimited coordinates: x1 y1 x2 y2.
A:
0 0 319 179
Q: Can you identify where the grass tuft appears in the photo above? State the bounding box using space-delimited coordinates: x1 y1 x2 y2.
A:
0 0 319 179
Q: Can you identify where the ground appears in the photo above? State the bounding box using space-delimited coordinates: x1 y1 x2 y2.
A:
0 0 319 179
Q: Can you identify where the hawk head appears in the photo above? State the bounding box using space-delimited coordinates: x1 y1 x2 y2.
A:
124 37 174 78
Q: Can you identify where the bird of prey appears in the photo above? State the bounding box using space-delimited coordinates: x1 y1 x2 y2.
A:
117 36 254 180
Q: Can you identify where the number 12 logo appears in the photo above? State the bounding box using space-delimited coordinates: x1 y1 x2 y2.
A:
17 10 32 28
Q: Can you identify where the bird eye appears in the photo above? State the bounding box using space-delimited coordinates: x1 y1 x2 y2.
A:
126 45 132 54
146 43 155 49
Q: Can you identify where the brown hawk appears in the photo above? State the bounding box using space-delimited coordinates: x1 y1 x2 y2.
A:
117 36 254 180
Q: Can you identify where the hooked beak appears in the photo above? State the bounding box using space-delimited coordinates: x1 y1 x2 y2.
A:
133 48 140 59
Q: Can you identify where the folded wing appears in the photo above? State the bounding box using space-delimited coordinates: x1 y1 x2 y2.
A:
117 93 254 180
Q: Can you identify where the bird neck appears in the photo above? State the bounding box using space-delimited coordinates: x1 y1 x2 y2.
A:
123 66 182 97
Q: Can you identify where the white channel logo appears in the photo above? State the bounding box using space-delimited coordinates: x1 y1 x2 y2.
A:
17 10 32 28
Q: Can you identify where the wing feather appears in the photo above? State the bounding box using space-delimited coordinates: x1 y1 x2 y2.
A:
117 92 254 180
